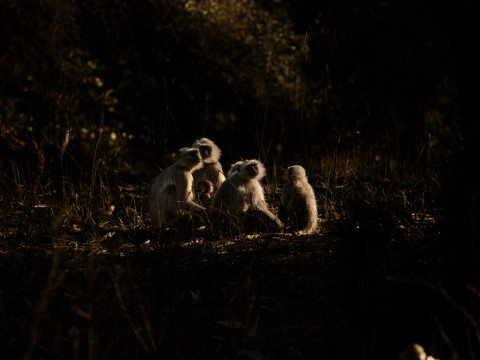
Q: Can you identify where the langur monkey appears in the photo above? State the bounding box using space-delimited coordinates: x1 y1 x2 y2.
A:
191 138 226 194
149 147 206 228
279 165 318 234
210 159 283 228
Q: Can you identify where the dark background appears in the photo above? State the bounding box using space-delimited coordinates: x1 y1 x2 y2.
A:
2 0 474 175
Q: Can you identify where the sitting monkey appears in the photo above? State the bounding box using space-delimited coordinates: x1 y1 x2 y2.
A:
191 138 225 196
149 147 206 228
279 165 318 234
210 159 283 231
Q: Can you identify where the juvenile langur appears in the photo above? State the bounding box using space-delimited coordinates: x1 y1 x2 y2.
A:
149 147 206 229
279 165 318 234
210 159 283 228
196 179 214 204
191 138 226 194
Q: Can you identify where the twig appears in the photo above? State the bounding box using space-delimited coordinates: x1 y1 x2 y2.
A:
388 276 480 341
89 92 106 203
430 313 460 360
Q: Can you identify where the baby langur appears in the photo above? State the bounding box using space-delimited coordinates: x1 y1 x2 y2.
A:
210 159 283 228
149 147 206 229
196 179 214 204
279 165 318 234
191 138 226 197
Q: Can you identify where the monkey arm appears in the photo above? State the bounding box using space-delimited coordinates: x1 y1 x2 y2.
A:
180 189 206 211
187 199 206 211
173 171 206 211
216 173 226 190
216 166 226 186
252 201 283 227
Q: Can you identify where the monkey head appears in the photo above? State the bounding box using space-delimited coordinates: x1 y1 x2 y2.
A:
192 137 222 164
175 147 203 171
236 159 266 180
284 165 307 181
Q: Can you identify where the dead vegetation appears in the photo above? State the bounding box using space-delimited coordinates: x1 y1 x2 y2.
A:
1 168 477 360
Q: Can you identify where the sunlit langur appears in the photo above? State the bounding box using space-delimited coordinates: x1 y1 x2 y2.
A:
210 159 283 231
279 165 318 234
191 138 226 198
149 147 206 229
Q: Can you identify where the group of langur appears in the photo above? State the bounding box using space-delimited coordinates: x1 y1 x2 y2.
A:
149 138 318 234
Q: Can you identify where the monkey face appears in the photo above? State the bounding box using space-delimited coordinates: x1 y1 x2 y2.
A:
176 147 202 168
237 160 266 180
246 163 259 177
186 149 202 165
192 138 222 163
198 145 212 161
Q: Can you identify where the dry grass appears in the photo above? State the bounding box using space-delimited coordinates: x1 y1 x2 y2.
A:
0 168 478 360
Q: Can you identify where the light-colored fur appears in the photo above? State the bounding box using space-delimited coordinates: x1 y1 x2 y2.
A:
279 165 318 234
149 147 205 228
227 160 244 177
210 159 282 227
191 138 226 192
398 343 438 360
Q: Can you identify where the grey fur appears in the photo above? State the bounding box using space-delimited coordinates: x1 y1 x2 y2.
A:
149 147 205 228
210 159 282 227
279 165 318 234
